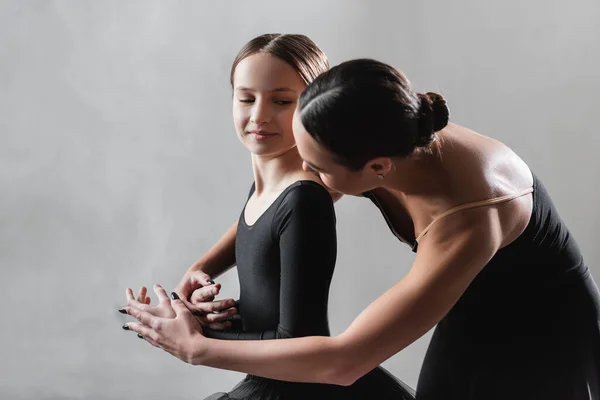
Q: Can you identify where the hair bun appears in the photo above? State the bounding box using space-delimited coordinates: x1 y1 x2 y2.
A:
416 92 450 147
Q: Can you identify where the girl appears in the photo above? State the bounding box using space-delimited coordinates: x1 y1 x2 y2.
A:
123 37 414 400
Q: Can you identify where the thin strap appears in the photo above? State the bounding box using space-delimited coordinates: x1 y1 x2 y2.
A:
415 187 534 243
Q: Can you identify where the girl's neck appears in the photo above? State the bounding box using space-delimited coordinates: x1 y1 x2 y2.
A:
251 148 304 195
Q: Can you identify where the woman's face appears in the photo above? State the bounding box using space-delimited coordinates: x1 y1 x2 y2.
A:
232 53 306 158
292 111 378 196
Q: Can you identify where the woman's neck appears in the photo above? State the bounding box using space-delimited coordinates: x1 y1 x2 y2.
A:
384 142 447 197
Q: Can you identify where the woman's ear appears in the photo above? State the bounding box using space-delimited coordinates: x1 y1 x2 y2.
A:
366 157 393 179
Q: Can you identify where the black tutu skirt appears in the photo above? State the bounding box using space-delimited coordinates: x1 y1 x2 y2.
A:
204 366 415 400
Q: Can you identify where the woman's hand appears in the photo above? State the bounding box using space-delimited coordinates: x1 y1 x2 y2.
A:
123 287 207 365
135 286 152 305
121 285 176 319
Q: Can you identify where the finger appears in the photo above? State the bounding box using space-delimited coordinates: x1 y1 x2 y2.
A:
127 294 145 308
192 273 216 287
125 322 160 345
170 298 191 317
189 285 220 304
203 307 238 323
126 288 135 301
124 306 159 329
153 284 171 303
140 334 160 348
173 294 204 315
137 286 147 303
190 293 215 305
191 296 215 306
144 296 151 305
194 298 236 314
205 321 232 330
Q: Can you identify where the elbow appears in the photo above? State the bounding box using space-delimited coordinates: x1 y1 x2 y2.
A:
329 365 365 387
318 337 367 387
330 371 358 387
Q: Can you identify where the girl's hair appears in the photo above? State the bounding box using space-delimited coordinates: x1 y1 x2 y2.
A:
230 34 329 86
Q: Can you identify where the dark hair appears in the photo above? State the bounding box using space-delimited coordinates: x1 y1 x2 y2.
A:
298 59 450 170
230 34 329 86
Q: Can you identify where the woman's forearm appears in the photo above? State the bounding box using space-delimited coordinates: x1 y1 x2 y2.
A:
194 335 354 386
188 221 237 278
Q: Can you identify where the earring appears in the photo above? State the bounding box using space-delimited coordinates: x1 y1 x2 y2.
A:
377 174 384 180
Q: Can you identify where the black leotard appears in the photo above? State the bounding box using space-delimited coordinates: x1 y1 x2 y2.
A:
367 172 600 399
204 180 415 400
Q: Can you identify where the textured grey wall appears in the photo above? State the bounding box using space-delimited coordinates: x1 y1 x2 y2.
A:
1 1 599 399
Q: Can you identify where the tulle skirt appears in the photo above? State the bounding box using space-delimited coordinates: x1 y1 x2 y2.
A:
204 365 415 400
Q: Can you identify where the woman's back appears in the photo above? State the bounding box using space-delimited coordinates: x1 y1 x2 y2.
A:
416 172 600 399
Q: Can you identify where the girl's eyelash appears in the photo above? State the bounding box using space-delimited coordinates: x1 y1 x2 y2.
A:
238 99 294 105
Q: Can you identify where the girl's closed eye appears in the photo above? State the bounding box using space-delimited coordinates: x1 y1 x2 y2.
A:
273 99 294 105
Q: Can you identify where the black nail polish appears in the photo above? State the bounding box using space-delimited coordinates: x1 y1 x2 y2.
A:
207 279 215 285
193 310 206 317
137 334 144 339
122 324 130 331
118 308 126 314
171 292 180 300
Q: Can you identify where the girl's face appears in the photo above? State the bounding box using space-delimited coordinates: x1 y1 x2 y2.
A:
232 53 306 158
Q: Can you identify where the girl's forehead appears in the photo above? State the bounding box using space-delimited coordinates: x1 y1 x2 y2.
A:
233 54 305 91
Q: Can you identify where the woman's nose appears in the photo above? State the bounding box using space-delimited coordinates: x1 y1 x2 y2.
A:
302 161 317 175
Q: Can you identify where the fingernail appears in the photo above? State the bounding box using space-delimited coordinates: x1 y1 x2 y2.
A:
207 279 215 285
193 310 206 317
118 308 127 314
170 292 180 300
137 334 144 339
122 324 130 331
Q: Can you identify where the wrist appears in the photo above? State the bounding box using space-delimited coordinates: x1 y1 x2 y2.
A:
189 332 210 365
187 261 205 273
187 263 214 279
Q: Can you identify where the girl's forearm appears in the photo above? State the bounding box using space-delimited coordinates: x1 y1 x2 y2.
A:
194 335 354 386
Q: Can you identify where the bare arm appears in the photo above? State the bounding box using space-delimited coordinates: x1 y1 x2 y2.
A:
194 206 503 385
171 221 238 325
187 220 237 279
126 205 508 385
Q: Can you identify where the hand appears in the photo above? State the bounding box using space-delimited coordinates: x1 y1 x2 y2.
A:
174 270 238 329
121 285 176 319
135 286 152 305
123 290 207 365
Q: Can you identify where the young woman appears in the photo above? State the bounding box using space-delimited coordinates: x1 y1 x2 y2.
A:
123 58 600 399
122 37 414 400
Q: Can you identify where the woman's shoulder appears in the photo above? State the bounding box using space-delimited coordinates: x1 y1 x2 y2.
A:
438 124 533 201
420 126 534 249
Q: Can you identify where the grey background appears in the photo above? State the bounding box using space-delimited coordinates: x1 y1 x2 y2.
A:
1 1 599 399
